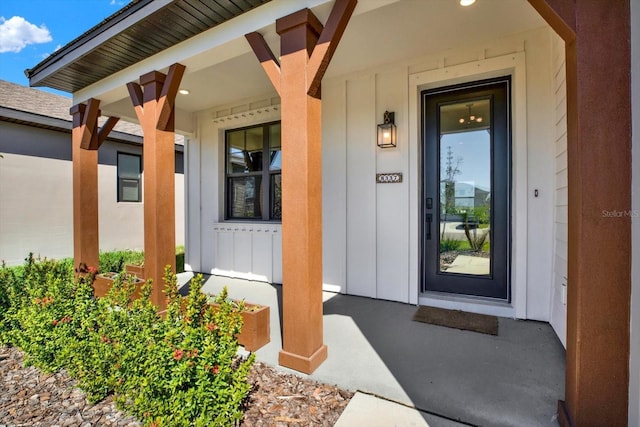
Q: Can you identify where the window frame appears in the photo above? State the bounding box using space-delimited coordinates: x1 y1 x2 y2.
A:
224 121 281 221
117 151 142 203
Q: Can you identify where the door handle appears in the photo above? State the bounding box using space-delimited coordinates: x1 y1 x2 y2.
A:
426 214 432 240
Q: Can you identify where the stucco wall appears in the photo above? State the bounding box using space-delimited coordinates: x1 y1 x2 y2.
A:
0 124 73 264
630 0 639 424
0 121 185 266
189 26 558 321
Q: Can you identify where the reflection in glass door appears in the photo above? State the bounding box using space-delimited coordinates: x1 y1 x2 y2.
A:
439 100 492 276
422 78 510 300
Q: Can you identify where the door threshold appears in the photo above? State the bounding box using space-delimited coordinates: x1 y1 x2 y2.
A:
419 291 515 318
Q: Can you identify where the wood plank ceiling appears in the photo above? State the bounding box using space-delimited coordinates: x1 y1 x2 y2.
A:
26 0 271 93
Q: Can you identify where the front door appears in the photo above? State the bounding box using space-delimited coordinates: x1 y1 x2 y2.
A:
422 77 510 300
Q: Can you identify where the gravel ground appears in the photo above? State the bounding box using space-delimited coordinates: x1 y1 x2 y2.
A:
0 346 353 426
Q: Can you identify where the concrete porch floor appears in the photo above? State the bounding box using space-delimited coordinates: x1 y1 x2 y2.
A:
178 273 565 427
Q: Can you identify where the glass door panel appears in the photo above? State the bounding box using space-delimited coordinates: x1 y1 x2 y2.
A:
439 100 491 276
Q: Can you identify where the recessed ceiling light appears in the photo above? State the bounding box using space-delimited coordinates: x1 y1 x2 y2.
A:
179 89 190 95
460 0 476 6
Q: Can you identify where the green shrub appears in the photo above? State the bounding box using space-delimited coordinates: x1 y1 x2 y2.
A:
1 254 78 371
0 258 254 426
61 272 153 402
0 261 25 342
99 250 145 273
464 226 489 252
115 268 254 426
440 238 462 252
100 248 185 274
175 245 185 274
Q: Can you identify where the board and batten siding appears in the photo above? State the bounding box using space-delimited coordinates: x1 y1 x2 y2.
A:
190 26 560 316
322 26 557 309
549 33 568 347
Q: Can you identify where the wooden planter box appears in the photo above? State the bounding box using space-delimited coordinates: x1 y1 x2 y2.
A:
237 302 270 352
93 273 144 300
124 264 145 279
210 301 270 352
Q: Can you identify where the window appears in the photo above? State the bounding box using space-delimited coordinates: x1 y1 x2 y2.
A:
117 152 142 202
226 122 281 220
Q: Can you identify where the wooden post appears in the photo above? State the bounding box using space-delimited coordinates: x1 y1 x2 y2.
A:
246 0 356 374
70 99 118 278
127 64 185 310
527 1 631 425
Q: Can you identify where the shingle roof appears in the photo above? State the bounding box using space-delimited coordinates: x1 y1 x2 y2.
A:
0 80 152 140
0 79 72 122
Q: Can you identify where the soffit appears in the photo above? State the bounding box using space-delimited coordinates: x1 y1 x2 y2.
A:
26 0 271 93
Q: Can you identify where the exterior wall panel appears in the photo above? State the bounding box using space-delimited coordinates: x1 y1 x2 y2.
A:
345 76 377 298
549 32 568 346
192 26 559 319
321 80 347 292
524 28 555 320
211 223 281 283
374 70 410 302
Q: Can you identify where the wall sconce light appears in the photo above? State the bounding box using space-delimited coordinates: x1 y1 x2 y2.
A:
377 111 397 148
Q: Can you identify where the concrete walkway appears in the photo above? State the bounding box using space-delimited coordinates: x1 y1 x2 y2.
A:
335 392 468 427
179 273 565 427
444 255 490 275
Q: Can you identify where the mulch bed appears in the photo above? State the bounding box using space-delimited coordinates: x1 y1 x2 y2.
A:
0 346 353 426
242 363 353 426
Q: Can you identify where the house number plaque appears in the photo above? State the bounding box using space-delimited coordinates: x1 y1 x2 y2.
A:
376 173 403 184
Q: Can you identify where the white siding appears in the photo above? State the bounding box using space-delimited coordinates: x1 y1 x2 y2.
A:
211 223 281 283
524 28 556 320
374 70 410 302
191 27 559 313
345 76 377 298
549 33 568 347
321 81 347 292
325 27 557 309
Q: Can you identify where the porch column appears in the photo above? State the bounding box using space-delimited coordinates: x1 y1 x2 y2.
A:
528 1 632 425
127 64 185 310
246 0 356 374
70 99 118 282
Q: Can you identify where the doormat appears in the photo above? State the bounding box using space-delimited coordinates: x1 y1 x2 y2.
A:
412 306 499 335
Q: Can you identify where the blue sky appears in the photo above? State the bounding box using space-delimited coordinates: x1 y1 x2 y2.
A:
0 0 129 97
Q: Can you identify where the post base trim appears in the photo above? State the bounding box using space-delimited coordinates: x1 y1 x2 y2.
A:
279 344 328 374
557 400 573 427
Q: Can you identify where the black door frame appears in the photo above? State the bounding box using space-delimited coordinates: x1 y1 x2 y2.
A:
420 76 512 300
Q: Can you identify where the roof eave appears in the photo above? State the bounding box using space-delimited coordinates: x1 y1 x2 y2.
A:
26 0 173 93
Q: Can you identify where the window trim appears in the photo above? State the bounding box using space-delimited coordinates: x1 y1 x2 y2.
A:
224 121 281 221
117 151 142 203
